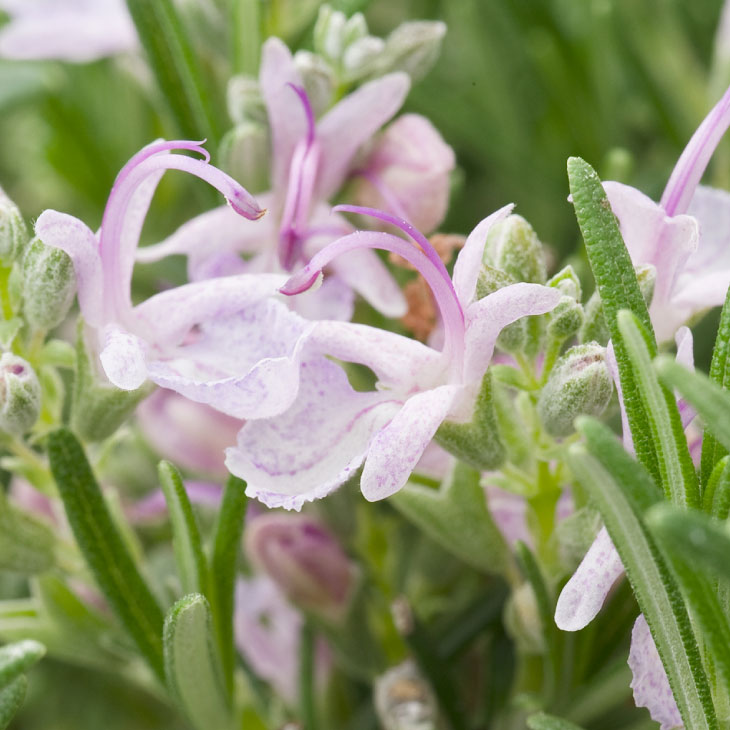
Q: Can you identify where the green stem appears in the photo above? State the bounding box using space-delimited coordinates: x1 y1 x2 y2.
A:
298 621 317 730
0 265 13 320
232 0 261 75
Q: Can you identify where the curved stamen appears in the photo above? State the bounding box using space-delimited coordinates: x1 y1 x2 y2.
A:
99 140 265 322
278 84 321 269
281 229 466 373
661 83 730 216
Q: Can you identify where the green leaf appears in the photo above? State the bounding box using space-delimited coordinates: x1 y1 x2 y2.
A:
390 461 511 575
208 475 247 696
231 0 262 75
47 428 165 681
656 356 730 459
125 0 222 142
527 712 586 730
163 594 231 730
0 640 44 689
617 310 698 507
0 491 56 574
158 461 208 596
566 440 716 729
702 456 730 519
567 156 660 486
702 284 730 487
0 675 27 730
646 504 730 692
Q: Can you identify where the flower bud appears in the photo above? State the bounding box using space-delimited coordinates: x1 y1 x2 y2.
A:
293 50 336 115
21 237 76 331
0 189 28 264
342 36 385 82
245 513 356 624
354 114 455 234
377 20 447 82
546 295 584 341
313 6 350 62
484 214 547 285
226 75 267 125
537 343 613 437
374 660 438 730
547 264 581 301
505 583 544 654
0 354 40 435
219 122 270 194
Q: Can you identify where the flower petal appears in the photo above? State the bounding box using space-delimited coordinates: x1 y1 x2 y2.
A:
34 210 105 326
554 527 624 631
452 204 514 305
361 384 461 501
315 73 411 201
628 614 683 730
463 283 560 382
226 357 398 510
98 326 148 391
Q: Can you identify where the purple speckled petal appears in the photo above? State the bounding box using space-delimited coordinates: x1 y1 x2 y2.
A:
34 210 105 326
629 614 683 729
361 384 461 501
674 327 696 430
98 326 147 390
452 204 514 306
315 73 410 201
286 275 355 322
554 527 624 631
463 283 560 382
0 0 137 62
226 357 398 510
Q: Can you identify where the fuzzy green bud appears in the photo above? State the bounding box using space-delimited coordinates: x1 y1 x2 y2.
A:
293 50 336 114
537 343 613 437
0 190 28 264
475 265 527 353
547 264 581 300
314 6 367 62
226 75 267 125
22 237 76 331
547 295 584 341
374 660 438 730
505 583 544 654
484 214 547 285
219 122 270 194
376 20 447 82
0 354 40 435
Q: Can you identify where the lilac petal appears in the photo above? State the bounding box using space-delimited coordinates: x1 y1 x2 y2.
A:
146 299 314 420
674 327 696 429
226 357 398 510
260 38 307 200
361 384 461 501
554 527 624 631
629 614 683 729
463 283 560 382
606 341 634 453
128 481 223 522
137 390 241 477
452 204 514 306
309 320 442 388
486 485 531 547
0 0 137 62
34 210 105 326
287 274 355 322
315 73 411 201
98 326 148 390
661 83 730 217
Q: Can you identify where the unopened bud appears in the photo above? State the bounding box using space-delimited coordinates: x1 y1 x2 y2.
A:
636 263 656 306
226 75 267 125
219 122 270 193
547 295 584 341
484 214 547 285
314 6 349 62
377 21 446 82
476 264 515 299
0 354 40 435
537 343 613 437
505 583 544 653
245 513 356 624
293 51 336 115
342 36 385 81
0 190 28 264
22 237 75 331
547 265 581 301
374 660 438 730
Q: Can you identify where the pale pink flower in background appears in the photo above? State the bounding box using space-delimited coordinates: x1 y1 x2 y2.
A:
226 206 560 509
0 0 137 62
137 37 410 321
604 83 730 342
36 140 318 421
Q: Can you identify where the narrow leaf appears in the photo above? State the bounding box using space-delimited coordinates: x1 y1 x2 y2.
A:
164 593 231 730
0 676 27 730
158 461 208 596
656 356 730 455
617 310 698 507
208 475 247 696
390 462 511 574
0 640 44 689
0 491 55 574
125 0 222 142
702 456 730 519
47 428 165 680
646 503 730 692
567 156 660 485
567 441 716 729
527 713 586 730
702 284 730 486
